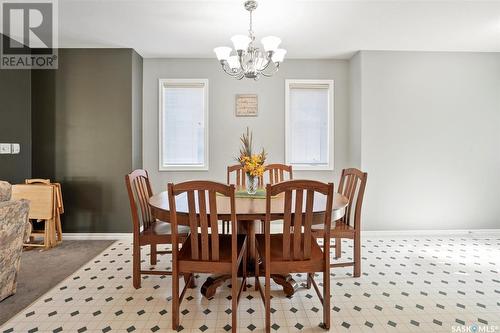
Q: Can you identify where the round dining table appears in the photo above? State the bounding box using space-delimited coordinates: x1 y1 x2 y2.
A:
149 189 349 297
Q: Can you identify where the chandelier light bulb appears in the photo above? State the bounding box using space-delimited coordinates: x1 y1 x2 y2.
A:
227 56 241 69
231 35 251 51
214 46 232 61
272 48 287 63
261 36 281 53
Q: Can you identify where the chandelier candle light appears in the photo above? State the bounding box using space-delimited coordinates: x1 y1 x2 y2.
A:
214 0 286 80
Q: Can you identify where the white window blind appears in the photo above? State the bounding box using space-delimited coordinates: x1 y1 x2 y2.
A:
285 80 334 170
159 79 208 170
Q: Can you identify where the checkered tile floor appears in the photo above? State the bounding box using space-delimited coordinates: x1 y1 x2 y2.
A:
1 234 499 333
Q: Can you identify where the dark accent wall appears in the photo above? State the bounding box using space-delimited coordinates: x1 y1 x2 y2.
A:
31 48 143 232
0 67 31 183
131 50 143 170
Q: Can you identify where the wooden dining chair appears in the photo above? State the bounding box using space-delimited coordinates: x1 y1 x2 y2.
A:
264 163 293 184
224 164 265 234
168 181 247 333
125 169 189 289
227 164 245 187
255 180 334 332
312 168 367 277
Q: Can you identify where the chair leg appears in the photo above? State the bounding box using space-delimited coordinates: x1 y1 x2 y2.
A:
231 270 238 333
322 269 330 330
335 237 341 259
254 250 259 291
150 244 157 265
133 242 141 289
184 273 196 288
243 248 247 291
172 269 180 330
265 268 271 333
306 273 312 289
353 232 361 277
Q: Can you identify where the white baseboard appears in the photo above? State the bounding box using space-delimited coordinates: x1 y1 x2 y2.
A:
63 233 132 240
363 229 500 237
62 229 500 241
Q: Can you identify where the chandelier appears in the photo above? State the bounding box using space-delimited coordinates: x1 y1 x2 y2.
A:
213 0 286 80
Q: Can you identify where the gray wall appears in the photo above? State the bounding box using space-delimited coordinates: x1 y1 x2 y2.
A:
358 51 500 230
32 49 143 233
143 59 350 191
0 68 31 183
348 52 362 168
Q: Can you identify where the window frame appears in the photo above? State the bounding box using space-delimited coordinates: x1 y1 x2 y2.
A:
158 78 209 171
285 79 334 171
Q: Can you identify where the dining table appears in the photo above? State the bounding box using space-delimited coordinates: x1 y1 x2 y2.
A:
149 187 349 298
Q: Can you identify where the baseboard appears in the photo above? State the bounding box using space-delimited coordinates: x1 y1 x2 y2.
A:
363 229 500 237
62 229 500 241
63 233 132 240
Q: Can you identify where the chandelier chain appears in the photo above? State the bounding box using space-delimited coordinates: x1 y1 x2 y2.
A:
249 10 253 39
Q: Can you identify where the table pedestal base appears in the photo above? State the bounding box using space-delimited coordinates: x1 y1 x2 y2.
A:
198 220 298 299
200 275 229 298
269 274 298 297
200 274 297 298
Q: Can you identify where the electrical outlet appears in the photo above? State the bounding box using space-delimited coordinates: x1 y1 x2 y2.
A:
0 143 12 154
12 143 20 154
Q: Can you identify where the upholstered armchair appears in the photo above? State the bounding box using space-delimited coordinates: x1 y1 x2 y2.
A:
0 181 30 302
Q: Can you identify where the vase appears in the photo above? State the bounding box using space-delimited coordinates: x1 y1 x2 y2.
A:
246 173 258 195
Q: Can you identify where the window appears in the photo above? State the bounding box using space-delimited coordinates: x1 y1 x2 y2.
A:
159 79 208 171
285 80 334 170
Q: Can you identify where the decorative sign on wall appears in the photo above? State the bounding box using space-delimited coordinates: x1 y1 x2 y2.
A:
235 94 258 117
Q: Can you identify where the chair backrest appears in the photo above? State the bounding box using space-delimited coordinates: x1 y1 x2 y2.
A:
227 164 246 186
11 184 55 220
227 164 263 187
125 169 155 234
337 168 367 228
168 181 236 261
265 164 293 184
265 180 334 261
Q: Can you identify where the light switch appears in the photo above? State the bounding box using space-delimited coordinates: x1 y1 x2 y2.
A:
0 143 12 154
12 143 20 154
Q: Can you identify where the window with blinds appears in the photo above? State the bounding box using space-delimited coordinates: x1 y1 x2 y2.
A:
159 79 209 170
285 80 334 170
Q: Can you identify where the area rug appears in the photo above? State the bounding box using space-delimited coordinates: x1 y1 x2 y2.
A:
0 240 115 325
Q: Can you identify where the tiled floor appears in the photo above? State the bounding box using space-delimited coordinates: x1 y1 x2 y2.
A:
1 234 499 333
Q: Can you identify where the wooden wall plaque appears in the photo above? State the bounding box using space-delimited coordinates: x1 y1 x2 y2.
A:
235 94 258 116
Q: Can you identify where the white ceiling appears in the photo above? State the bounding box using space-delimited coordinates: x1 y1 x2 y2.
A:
59 0 500 59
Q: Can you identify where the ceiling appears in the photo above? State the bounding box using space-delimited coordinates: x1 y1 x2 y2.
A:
59 0 500 59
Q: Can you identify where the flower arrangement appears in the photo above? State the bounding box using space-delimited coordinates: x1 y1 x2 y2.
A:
237 127 266 194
